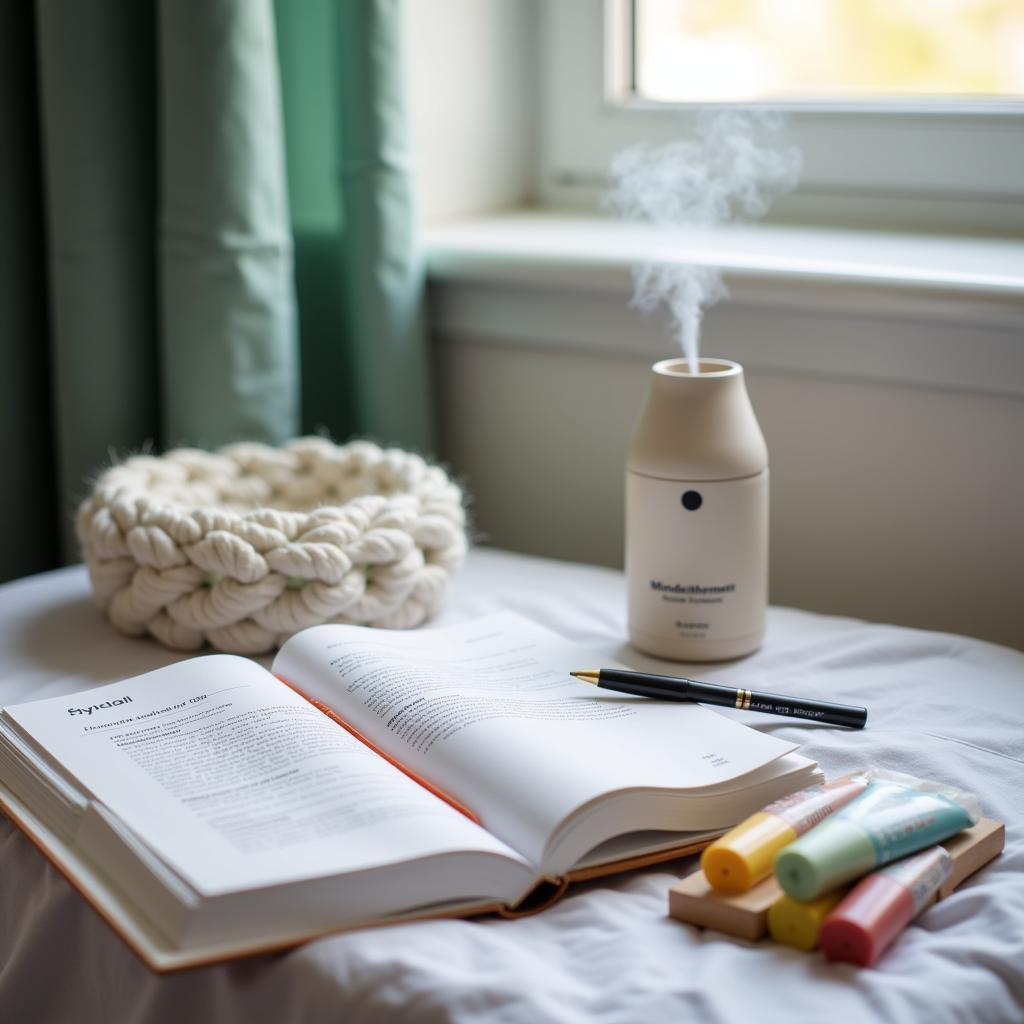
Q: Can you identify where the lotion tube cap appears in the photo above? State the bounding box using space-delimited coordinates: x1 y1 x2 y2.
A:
702 812 797 892
774 820 877 902
819 876 911 966
768 889 848 951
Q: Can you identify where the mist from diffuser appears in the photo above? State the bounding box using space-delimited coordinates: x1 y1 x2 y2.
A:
606 112 802 373
619 116 802 662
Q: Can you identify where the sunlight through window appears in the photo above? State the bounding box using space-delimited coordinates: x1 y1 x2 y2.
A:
634 0 1024 104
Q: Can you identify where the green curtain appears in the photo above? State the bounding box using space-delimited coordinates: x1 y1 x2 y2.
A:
0 0 59 578
34 0 163 561
275 0 433 448
1 0 430 583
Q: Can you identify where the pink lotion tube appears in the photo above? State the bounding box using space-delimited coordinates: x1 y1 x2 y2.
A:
819 846 953 967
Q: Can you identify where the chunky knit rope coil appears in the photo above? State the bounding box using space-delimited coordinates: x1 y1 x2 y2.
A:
76 437 468 654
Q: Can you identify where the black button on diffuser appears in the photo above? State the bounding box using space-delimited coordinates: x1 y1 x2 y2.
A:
681 490 702 511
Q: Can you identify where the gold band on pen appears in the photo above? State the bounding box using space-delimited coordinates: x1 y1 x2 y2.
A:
735 688 743 709
743 689 752 710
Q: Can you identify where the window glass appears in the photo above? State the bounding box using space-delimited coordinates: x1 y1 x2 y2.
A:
634 0 1024 104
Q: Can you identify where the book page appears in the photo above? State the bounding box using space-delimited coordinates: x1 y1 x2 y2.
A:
3 656 528 897
273 613 799 867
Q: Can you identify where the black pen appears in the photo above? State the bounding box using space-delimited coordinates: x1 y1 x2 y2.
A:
570 668 867 729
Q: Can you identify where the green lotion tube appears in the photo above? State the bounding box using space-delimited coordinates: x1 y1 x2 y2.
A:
774 773 979 902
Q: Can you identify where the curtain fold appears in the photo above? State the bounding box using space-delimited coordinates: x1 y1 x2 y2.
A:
159 0 298 449
276 0 433 451
335 0 433 450
0 0 58 578
36 0 160 557
274 0 350 442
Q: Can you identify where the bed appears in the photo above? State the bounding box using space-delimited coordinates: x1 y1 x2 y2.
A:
1 547 1021 1023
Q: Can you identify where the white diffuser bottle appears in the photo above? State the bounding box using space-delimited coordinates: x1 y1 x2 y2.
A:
626 358 768 661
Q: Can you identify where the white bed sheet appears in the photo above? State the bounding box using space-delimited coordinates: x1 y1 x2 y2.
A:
1 548 1021 1024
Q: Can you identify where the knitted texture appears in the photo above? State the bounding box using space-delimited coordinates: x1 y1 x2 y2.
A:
76 438 468 654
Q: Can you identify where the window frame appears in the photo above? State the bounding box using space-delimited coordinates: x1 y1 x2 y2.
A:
539 0 1024 235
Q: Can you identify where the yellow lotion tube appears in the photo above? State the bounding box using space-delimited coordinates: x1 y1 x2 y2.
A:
702 775 869 892
769 889 848 951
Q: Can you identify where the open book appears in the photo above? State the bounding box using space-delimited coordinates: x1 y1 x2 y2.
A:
0 612 820 971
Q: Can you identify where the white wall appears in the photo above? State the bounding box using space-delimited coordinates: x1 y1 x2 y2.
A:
404 0 537 223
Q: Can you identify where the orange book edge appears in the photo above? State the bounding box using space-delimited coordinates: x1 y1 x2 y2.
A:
0 780 502 973
274 674 482 826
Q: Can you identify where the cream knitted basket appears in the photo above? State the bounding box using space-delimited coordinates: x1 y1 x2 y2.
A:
76 437 468 654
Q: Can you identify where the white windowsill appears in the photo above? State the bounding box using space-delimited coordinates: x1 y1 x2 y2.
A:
424 210 1024 397
426 210 1024 314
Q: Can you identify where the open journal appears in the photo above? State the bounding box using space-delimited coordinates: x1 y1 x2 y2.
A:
0 612 820 971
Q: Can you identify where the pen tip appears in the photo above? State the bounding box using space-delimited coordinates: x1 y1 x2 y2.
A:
570 670 600 684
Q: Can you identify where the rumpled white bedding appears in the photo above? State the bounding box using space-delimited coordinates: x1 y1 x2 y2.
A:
1 548 1022 1024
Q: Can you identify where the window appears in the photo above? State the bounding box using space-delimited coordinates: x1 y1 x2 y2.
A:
540 0 1024 234
632 0 1024 105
